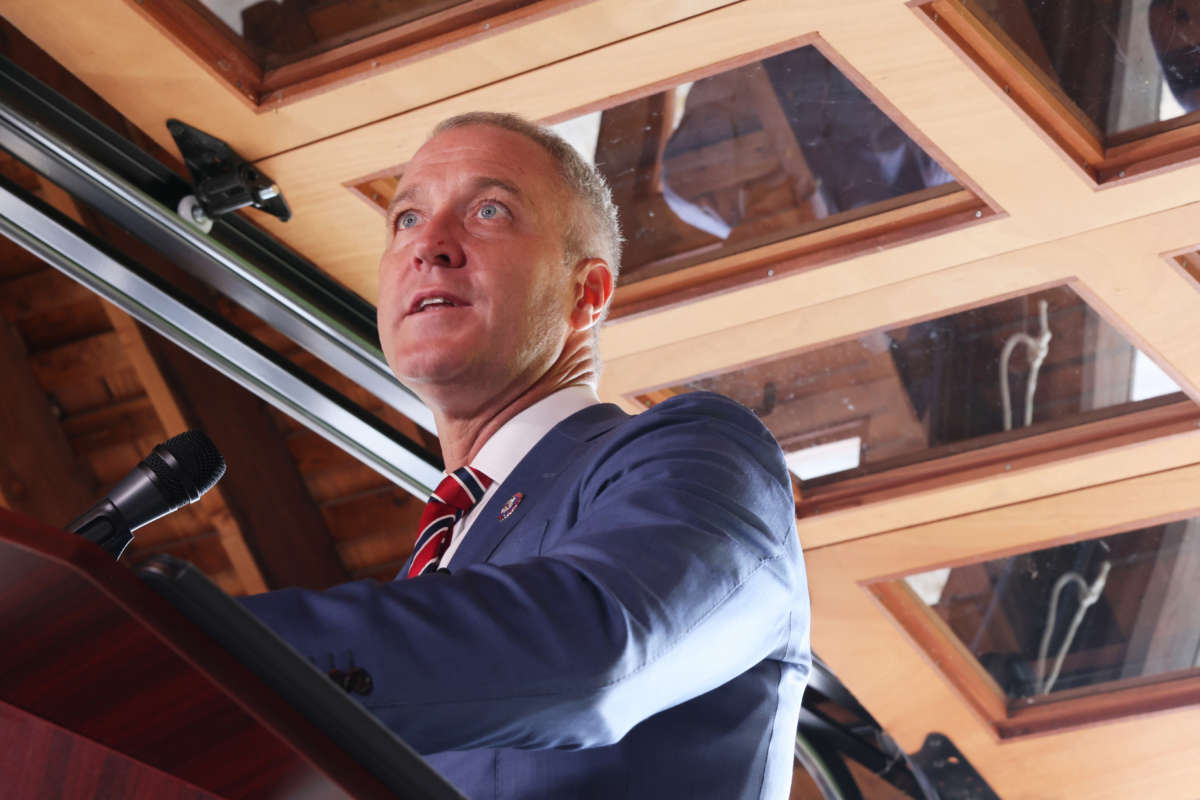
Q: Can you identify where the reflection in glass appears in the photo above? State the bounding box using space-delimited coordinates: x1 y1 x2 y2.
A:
905 519 1200 700
548 44 957 285
640 286 1187 483
969 0 1200 136
194 0 478 67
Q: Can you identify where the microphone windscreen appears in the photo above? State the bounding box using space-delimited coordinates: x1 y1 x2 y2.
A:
144 430 227 507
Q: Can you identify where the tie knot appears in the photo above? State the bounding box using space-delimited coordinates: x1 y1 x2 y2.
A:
430 465 493 514
407 465 493 578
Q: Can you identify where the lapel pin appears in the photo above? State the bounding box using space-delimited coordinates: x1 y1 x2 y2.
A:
498 492 523 520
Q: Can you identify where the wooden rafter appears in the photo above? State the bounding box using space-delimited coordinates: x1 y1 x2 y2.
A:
28 178 265 594
38 178 351 591
0 312 97 527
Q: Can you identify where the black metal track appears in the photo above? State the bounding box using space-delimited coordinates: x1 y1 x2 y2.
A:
0 55 442 496
0 54 435 437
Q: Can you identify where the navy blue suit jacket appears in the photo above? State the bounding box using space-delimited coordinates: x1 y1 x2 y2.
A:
242 392 810 799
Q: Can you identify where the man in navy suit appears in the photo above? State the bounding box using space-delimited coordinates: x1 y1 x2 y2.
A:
242 112 810 799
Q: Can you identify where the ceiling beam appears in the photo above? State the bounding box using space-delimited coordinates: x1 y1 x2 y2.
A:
31 176 266 594
38 177 347 591
0 310 96 528
123 309 350 591
0 30 357 591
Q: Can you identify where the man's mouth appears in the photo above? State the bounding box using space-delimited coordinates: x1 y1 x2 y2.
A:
409 292 468 315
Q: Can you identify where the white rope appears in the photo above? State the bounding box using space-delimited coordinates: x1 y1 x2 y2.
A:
1000 299 1052 431
1034 560 1112 695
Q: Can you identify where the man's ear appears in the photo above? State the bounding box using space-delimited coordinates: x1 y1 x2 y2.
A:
569 258 614 332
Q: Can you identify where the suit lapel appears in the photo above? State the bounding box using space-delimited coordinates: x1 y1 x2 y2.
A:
449 403 628 567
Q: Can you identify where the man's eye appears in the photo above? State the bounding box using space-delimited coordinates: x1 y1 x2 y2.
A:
396 211 420 229
478 202 502 219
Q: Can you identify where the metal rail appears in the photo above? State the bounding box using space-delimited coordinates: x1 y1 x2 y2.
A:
0 180 440 497
0 56 435 434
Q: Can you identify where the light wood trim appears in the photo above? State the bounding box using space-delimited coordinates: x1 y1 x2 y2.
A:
800 397 1199 517
599 200 1200 403
602 269 1072 403
134 0 588 108
129 0 1200 313
868 579 1009 727
1097 121 1200 183
257 0 582 104
920 0 1103 164
812 570 1200 798
10 0 743 161
796 417 1200 551
130 0 262 108
805 464 1200 798
920 0 1200 187
808 463 1200 581
872 574 1200 740
612 187 986 318
999 673 1200 739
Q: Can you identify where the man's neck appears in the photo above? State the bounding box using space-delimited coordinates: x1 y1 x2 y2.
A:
433 383 577 470
429 344 598 470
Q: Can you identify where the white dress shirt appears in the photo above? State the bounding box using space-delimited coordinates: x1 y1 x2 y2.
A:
439 385 600 568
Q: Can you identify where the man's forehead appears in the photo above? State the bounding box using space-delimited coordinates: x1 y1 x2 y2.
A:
395 124 564 199
389 176 523 216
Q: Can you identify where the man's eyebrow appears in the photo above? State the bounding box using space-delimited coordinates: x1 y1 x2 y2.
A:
470 176 522 199
385 184 416 220
385 176 523 220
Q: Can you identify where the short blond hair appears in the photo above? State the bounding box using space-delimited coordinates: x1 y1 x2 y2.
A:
432 112 623 282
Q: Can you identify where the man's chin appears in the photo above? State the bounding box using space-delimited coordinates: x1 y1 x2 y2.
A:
391 354 477 390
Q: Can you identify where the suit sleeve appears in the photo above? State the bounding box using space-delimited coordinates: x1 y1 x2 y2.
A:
241 393 810 753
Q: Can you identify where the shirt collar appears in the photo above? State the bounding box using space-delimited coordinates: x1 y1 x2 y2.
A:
470 385 600 487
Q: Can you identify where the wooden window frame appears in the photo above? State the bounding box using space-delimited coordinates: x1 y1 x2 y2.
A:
345 33 996 318
130 0 580 110
869 529 1200 739
917 0 1200 185
799 394 1200 516
629 278 1200 515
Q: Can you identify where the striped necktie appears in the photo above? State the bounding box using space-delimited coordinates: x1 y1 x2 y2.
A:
407 465 493 578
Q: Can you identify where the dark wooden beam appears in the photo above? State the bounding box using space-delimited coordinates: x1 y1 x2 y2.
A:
0 267 96 321
133 323 351 590
0 314 97 528
28 174 336 591
3 27 348 590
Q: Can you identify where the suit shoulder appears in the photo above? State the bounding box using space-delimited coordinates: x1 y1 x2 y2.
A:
599 391 785 478
637 391 773 439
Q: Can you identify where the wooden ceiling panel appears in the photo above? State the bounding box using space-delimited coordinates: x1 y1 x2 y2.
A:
232 0 1200 335
794 425 1200 551
804 462 1200 798
600 202 1200 401
2 0 738 161
599 203 1200 551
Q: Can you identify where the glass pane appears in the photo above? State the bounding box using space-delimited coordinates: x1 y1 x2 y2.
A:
547 43 958 286
905 518 1200 701
193 0 499 68
969 0 1200 137
639 285 1188 483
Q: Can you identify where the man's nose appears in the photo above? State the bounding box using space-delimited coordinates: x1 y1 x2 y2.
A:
411 218 466 270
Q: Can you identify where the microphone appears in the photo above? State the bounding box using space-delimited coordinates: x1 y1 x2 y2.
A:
67 431 226 559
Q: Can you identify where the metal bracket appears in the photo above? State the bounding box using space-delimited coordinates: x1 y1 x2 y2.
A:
166 118 291 224
907 733 1001 800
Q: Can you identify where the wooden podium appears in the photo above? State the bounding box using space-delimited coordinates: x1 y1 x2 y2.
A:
0 507 450 799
